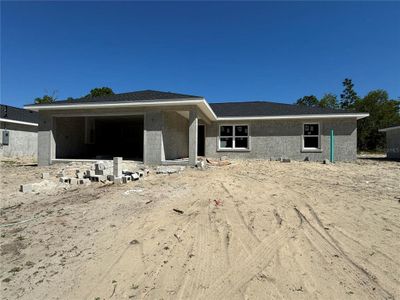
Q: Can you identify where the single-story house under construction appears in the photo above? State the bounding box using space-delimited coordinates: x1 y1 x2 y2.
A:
1 104 38 158
379 125 400 159
24 90 369 166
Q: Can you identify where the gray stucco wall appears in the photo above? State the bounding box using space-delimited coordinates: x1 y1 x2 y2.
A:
162 112 189 160
0 122 38 158
205 118 357 161
385 128 400 159
55 117 87 158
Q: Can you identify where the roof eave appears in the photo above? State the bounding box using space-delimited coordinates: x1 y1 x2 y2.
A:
0 118 38 126
379 125 400 132
217 113 369 121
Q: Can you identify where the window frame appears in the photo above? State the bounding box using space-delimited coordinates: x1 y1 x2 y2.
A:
302 122 322 152
217 124 251 151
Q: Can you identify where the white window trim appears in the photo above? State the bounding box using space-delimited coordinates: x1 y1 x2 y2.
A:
302 122 322 153
217 124 251 151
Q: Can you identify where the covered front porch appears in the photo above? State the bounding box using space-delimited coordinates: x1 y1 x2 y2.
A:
38 107 208 166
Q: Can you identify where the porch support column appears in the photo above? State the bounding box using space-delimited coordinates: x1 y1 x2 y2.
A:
38 112 55 166
188 109 198 166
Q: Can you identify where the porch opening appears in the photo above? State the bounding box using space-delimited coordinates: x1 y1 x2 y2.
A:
198 124 205 156
55 115 144 161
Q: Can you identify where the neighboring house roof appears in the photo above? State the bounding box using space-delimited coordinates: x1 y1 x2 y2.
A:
210 101 351 117
0 104 38 126
29 90 203 106
24 89 369 121
379 125 400 132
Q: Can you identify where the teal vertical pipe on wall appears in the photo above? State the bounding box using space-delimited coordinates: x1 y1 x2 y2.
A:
330 129 334 163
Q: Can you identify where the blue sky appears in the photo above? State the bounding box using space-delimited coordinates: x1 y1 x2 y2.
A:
1 1 399 107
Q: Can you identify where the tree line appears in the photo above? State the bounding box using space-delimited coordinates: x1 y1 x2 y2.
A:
34 87 114 104
295 79 400 151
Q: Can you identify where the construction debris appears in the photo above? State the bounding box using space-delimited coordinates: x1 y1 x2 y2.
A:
156 166 185 174
196 160 206 170
173 208 184 214
206 158 231 166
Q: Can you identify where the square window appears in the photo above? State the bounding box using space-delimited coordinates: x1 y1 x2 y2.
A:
304 124 319 136
220 126 233 136
220 137 233 148
235 137 248 148
304 136 319 148
235 126 248 136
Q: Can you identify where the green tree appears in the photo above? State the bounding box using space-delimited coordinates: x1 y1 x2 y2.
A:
34 94 56 104
354 90 400 150
85 87 114 98
295 95 319 107
319 93 338 109
340 78 359 109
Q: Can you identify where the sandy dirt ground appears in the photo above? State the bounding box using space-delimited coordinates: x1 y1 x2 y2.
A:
0 158 399 299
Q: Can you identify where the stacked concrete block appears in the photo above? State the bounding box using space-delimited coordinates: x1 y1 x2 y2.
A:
95 161 106 175
113 157 122 177
76 170 84 179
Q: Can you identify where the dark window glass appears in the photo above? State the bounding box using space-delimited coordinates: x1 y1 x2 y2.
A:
220 137 233 148
235 126 248 136
304 136 319 148
235 137 248 148
220 126 233 136
304 124 319 135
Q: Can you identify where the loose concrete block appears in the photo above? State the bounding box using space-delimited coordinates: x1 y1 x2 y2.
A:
131 173 140 180
95 169 105 176
113 157 123 177
113 177 123 185
41 173 50 179
122 176 132 183
76 172 84 179
82 178 91 185
59 177 70 183
69 178 78 185
107 175 115 181
95 162 105 171
85 170 94 177
90 175 106 182
323 159 330 164
137 171 144 178
20 184 32 193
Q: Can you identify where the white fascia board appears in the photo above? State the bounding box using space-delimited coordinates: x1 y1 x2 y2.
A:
217 113 369 121
0 118 38 127
24 99 205 111
379 126 400 132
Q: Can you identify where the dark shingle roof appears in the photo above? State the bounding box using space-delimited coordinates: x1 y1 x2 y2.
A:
1 105 38 123
209 101 352 117
29 90 203 106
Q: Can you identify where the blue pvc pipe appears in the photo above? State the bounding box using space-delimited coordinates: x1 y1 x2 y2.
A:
330 129 334 163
